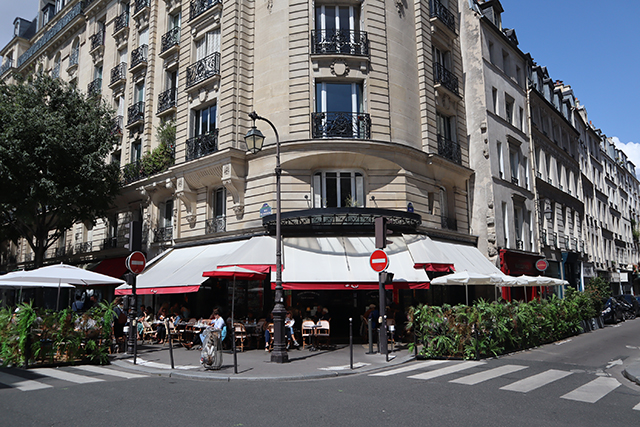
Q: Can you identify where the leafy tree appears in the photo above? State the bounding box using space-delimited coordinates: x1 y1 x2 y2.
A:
0 73 120 267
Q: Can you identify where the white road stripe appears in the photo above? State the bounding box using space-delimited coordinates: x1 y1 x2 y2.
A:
500 369 572 393
633 402 640 411
370 360 450 377
0 371 52 392
125 358 198 370
561 377 621 403
72 365 147 379
450 364 528 385
31 368 104 384
408 361 485 380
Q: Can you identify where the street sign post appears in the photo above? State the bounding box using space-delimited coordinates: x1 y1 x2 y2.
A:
126 251 146 274
370 249 389 273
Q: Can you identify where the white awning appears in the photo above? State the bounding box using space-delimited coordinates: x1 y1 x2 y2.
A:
272 236 430 290
403 234 455 272
431 240 504 275
115 240 247 295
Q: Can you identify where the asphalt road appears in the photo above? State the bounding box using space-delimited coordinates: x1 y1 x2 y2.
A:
1 319 639 426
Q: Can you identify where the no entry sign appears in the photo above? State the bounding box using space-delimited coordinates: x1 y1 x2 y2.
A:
535 258 549 272
126 251 147 274
370 249 389 273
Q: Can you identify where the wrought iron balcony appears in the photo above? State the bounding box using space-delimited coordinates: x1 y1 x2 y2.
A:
130 44 148 70
154 226 173 243
69 48 79 67
114 11 129 35
430 0 456 34
135 0 150 14
441 214 458 231
433 62 459 96
101 237 119 250
87 78 102 96
551 231 557 248
511 176 519 186
54 247 66 258
190 0 222 21
540 229 547 246
90 31 104 51
0 58 13 75
437 134 462 165
310 30 369 56
161 27 180 54
206 217 226 234
186 52 220 88
516 239 524 250
127 101 145 126
311 112 371 139
110 62 127 85
158 88 177 114
75 242 93 254
186 130 219 161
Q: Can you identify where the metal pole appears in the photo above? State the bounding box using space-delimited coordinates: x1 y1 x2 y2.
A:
232 275 237 374
167 319 174 369
250 112 288 364
378 272 388 355
349 317 353 369
384 314 389 362
367 317 374 354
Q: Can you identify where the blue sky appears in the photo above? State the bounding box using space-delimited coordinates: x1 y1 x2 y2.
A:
1 0 638 172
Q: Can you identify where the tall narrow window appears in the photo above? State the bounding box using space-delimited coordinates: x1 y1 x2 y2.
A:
313 171 364 208
514 206 523 249
315 82 364 138
492 87 498 114
193 104 217 136
502 202 509 248
196 29 220 61
131 139 142 162
436 112 454 141
497 141 504 179
208 187 226 233
505 95 514 125
509 149 519 185
315 4 360 54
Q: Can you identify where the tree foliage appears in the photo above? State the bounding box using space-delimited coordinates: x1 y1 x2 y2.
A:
0 74 120 267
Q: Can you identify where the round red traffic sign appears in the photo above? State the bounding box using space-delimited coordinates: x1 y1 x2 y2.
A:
370 249 389 273
535 258 549 272
126 251 146 274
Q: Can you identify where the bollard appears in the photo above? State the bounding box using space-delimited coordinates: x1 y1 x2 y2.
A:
384 315 388 362
366 317 375 354
349 318 353 370
167 320 175 369
414 328 418 357
474 328 479 361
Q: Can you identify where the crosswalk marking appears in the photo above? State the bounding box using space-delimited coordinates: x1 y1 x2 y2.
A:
634 402 640 411
31 368 104 384
450 364 528 385
500 369 573 393
408 361 485 381
369 360 449 377
0 371 52 392
561 377 621 403
72 365 147 379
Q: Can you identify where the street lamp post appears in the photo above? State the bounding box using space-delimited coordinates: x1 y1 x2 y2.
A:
245 111 288 363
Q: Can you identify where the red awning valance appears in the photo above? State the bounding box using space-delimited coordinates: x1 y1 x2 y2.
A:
271 282 430 291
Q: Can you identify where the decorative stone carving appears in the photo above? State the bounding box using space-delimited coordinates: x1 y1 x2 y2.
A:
331 60 349 77
176 176 197 223
221 163 245 220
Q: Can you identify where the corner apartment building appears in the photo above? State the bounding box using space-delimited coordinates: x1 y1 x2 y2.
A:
1 0 488 316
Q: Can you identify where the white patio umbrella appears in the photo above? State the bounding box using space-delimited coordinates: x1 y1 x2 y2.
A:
1 264 124 309
430 271 512 305
0 281 75 289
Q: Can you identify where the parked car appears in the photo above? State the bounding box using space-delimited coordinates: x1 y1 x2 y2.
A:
616 295 640 317
602 298 624 324
614 295 637 320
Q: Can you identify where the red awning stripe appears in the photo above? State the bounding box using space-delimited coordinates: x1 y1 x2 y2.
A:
414 263 454 272
115 285 201 295
271 282 430 291
92 256 129 279
215 264 275 274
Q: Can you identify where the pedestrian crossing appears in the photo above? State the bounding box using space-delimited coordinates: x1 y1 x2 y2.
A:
370 360 640 410
0 365 146 392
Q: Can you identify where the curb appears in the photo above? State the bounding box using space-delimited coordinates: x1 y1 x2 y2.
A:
111 353 415 382
622 363 640 387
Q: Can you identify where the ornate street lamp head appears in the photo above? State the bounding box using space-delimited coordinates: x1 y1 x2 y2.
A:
244 125 265 154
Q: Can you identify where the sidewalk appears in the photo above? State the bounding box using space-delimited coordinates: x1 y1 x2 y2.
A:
110 341 415 381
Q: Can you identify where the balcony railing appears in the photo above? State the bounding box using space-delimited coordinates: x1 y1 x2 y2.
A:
437 134 462 165
190 0 222 21
114 11 129 35
54 247 66 258
161 27 181 54
206 217 226 234
441 214 458 231
430 0 456 33
311 112 371 139
186 130 219 161
90 31 104 51
127 101 145 126
135 0 150 14
433 62 459 96
0 58 13 75
154 226 173 243
121 146 175 185
310 30 369 56
511 176 519 186
130 44 148 70
571 237 578 251
69 48 79 67
186 52 220 88
158 88 177 114
17 2 83 68
75 242 93 254
87 78 102 96
110 62 127 85
516 239 524 250
540 229 547 246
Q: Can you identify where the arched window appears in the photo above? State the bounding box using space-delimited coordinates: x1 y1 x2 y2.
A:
70 38 79 67
52 54 61 78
